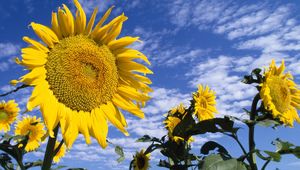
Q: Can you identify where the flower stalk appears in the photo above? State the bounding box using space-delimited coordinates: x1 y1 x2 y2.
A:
42 125 59 170
248 94 260 170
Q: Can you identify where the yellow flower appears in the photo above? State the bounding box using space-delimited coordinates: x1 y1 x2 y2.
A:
53 141 66 163
15 116 45 152
133 149 150 170
0 100 19 132
193 85 218 121
15 0 152 148
169 103 186 115
164 109 193 144
260 60 300 126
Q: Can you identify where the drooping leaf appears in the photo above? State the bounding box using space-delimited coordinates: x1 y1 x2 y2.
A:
115 145 125 163
201 154 247 170
186 117 235 136
136 135 152 142
264 151 281 162
200 141 230 158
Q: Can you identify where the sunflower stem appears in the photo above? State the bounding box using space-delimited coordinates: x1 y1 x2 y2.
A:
248 94 260 170
42 125 59 170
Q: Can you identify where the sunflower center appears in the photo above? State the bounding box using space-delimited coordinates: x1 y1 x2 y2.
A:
46 35 118 112
137 156 146 169
0 110 8 122
267 76 291 113
199 97 208 108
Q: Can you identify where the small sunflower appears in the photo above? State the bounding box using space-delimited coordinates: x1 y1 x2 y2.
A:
260 60 300 126
169 103 186 115
164 116 194 144
133 149 150 170
14 0 152 148
0 100 20 132
193 84 218 121
15 116 45 151
53 141 66 163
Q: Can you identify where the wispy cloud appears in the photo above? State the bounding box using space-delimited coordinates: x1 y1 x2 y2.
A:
0 43 20 58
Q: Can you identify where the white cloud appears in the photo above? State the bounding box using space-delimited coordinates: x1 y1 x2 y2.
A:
0 43 19 58
77 0 115 15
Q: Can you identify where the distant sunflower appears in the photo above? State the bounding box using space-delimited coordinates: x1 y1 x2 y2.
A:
53 141 66 163
260 60 300 126
0 100 20 132
193 85 218 121
133 149 150 170
14 0 152 148
164 116 194 144
169 103 186 115
15 116 45 152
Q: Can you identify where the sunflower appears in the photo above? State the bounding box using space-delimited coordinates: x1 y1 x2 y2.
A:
0 100 20 132
133 149 150 170
14 0 152 148
193 84 218 121
53 141 66 163
260 60 300 126
164 116 194 144
15 116 45 151
169 103 186 115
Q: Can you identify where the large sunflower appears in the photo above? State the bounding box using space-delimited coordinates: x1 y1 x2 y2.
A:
0 100 20 132
15 116 45 152
260 60 300 126
193 85 218 121
14 0 152 148
133 149 150 170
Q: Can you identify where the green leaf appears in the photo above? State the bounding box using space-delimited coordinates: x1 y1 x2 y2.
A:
200 141 230 158
115 145 125 163
257 119 280 127
201 154 247 170
186 117 235 136
136 135 152 142
173 113 196 139
252 68 262 75
274 138 294 152
264 151 281 162
292 147 300 158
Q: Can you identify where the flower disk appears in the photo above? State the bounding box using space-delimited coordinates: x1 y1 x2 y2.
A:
260 60 300 126
133 149 150 170
193 85 218 121
15 116 45 152
15 0 152 148
0 100 20 132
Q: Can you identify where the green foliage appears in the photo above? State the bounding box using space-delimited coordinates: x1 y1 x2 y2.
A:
115 145 125 163
200 154 247 170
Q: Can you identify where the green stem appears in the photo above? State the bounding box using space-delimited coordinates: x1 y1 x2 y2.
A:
41 126 59 170
248 94 260 170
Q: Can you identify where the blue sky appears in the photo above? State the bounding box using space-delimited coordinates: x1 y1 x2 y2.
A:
1 0 300 169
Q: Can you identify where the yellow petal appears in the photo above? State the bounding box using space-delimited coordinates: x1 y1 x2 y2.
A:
31 22 59 48
74 0 86 34
23 36 49 53
51 12 62 39
84 8 98 35
90 108 108 148
78 111 91 144
107 36 140 51
20 67 46 85
91 6 114 35
116 49 150 65
100 102 129 136
117 85 150 102
112 94 144 118
118 60 153 74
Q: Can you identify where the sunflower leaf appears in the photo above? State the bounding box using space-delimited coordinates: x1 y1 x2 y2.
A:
115 145 125 163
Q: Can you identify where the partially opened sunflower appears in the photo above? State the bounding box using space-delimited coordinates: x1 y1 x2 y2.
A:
193 84 218 121
0 100 20 132
260 60 300 126
15 0 152 148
